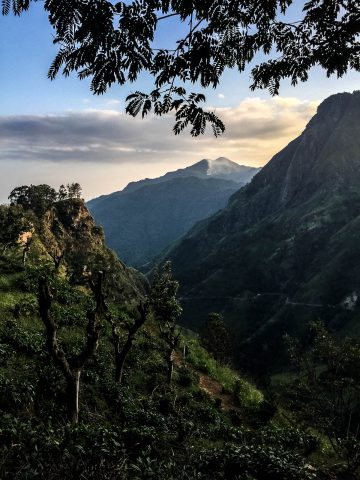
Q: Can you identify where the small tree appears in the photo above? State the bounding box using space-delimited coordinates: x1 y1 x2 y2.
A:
149 262 182 384
201 312 233 364
38 271 106 424
107 302 148 384
66 183 82 199
49 248 65 270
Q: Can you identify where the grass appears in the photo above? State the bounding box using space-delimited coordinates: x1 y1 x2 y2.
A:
0 291 34 310
183 333 263 408
0 273 23 291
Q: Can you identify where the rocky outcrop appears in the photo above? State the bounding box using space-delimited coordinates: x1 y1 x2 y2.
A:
37 199 145 301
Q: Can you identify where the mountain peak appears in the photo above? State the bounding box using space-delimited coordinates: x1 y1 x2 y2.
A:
236 90 360 214
87 157 260 268
163 91 360 351
111 158 261 195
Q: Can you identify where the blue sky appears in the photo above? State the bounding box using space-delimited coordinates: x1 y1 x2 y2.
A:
0 2 359 201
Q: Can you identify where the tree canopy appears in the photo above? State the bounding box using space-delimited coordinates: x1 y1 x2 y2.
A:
8 184 83 217
2 0 360 135
0 205 29 253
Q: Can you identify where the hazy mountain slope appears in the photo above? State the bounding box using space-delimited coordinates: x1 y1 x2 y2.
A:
165 91 360 365
88 158 260 268
89 176 241 268
97 157 260 197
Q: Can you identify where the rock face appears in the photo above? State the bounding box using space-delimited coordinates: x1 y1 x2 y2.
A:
87 158 260 269
37 199 145 300
164 92 360 367
240 92 360 214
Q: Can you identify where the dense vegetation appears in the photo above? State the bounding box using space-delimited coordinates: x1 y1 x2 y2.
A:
0 184 359 478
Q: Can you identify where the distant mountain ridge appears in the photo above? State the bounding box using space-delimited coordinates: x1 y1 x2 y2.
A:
97 157 260 196
88 158 260 268
163 91 360 369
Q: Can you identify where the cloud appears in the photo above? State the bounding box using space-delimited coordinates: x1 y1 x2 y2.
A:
218 93 225 99
104 99 121 107
0 97 318 164
0 96 319 199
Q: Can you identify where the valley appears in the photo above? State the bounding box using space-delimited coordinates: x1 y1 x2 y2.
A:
1 93 360 479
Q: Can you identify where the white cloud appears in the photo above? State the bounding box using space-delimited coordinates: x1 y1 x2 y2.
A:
104 99 121 107
0 96 319 200
218 93 225 99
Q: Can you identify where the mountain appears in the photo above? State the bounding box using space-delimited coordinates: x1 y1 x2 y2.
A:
87 158 260 269
121 157 260 193
164 91 360 369
24 198 145 300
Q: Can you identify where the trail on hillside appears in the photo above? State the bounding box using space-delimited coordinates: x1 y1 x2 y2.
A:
198 374 237 411
173 351 238 411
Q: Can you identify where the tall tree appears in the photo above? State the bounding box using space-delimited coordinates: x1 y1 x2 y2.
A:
201 312 233 364
57 184 68 201
66 183 82 199
285 322 360 475
2 1 359 135
149 262 182 384
38 271 106 424
9 184 58 217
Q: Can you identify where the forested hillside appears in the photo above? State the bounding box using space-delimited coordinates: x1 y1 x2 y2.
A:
165 92 360 370
1 184 359 478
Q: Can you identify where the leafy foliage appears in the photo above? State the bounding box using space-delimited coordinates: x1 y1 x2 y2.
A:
285 322 360 475
150 261 182 324
3 0 360 134
0 205 29 253
200 312 233 363
9 184 58 217
8 183 83 217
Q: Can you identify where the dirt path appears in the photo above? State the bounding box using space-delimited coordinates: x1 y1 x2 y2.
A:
174 351 237 411
198 374 237 411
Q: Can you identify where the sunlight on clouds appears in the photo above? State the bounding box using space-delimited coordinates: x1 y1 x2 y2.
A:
0 96 320 200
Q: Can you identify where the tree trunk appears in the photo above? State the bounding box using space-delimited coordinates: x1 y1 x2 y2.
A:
166 352 173 385
115 337 133 384
66 369 80 424
22 248 27 266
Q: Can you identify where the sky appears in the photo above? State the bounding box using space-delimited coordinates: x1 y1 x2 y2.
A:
0 2 359 202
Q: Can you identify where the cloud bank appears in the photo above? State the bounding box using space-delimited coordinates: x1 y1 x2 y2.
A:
0 96 318 200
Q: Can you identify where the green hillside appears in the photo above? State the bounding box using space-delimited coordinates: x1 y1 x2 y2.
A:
165 92 360 369
1 190 354 479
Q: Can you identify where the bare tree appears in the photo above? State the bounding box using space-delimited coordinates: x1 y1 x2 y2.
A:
22 235 32 266
38 271 106 424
